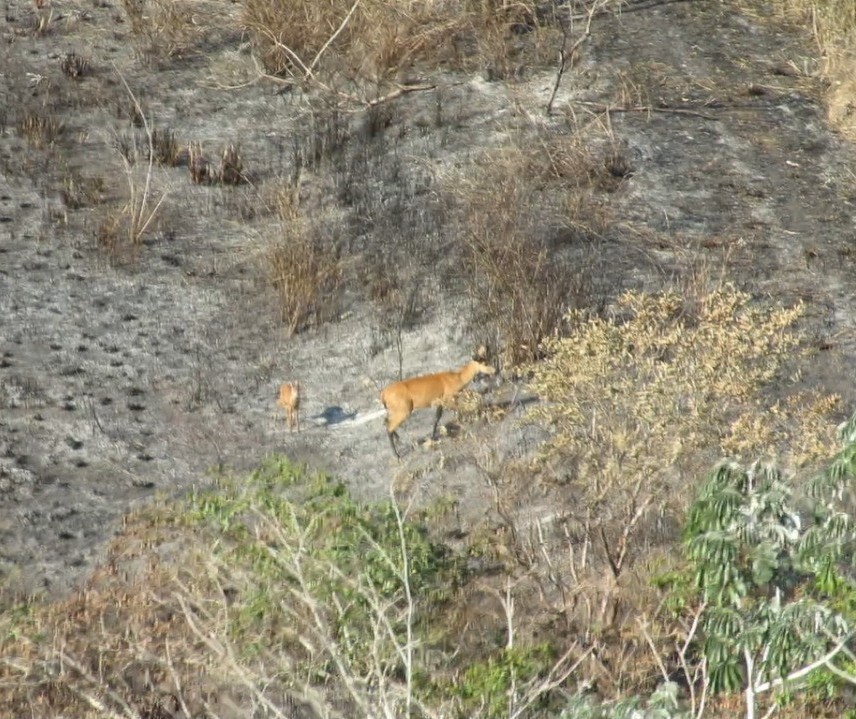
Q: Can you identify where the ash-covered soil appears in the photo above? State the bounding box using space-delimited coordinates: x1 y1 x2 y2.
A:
2 0 856 598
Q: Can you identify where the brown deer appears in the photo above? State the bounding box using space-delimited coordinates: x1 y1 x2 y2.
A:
277 382 300 432
380 349 495 457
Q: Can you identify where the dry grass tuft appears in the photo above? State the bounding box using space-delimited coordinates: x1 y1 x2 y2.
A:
218 142 244 185
453 133 610 366
449 387 504 429
186 141 246 185
825 56 856 139
240 0 562 86
18 111 64 147
60 52 90 78
95 211 123 260
264 176 301 222
761 0 856 138
32 5 53 35
265 217 344 336
241 0 434 78
0 508 214 718
96 77 169 263
150 126 179 166
187 141 211 184
61 173 106 209
120 0 204 60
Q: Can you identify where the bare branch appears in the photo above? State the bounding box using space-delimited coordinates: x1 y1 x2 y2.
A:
546 0 607 115
752 634 854 694
308 0 362 76
637 616 670 683
57 649 140 719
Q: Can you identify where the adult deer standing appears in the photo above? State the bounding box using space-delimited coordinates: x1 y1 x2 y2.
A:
380 349 496 457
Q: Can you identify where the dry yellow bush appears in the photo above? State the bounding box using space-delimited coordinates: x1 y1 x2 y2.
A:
723 390 840 465
528 287 837 503
470 287 841 687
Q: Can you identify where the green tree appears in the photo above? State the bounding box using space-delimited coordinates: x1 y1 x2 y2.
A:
685 412 856 719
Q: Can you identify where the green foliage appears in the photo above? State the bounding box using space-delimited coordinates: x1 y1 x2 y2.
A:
650 565 696 617
686 462 802 608
684 418 856 705
183 456 465 702
0 602 37 642
803 413 856 595
448 644 554 719
559 682 690 719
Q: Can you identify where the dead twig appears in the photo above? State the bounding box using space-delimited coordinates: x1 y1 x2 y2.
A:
252 49 436 109
573 100 719 120
546 0 607 115
307 0 361 77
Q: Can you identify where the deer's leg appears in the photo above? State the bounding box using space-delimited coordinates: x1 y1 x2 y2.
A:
388 430 401 458
431 404 444 440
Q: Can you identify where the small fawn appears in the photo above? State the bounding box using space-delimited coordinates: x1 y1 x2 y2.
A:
277 382 300 432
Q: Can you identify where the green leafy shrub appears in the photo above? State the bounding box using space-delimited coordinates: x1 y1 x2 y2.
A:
179 457 480 718
682 412 856 717
559 681 691 719
448 644 554 719
0 458 468 718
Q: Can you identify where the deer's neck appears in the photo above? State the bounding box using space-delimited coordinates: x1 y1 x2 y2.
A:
455 362 479 391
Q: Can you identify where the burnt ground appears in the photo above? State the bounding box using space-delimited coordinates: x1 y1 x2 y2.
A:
2 0 856 598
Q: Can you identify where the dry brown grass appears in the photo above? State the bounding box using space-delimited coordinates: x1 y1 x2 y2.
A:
768 0 856 55
31 4 54 35
240 0 561 86
61 172 106 209
150 126 179 166
0 515 202 718
761 0 856 138
120 0 205 61
60 52 90 79
218 142 244 185
263 176 301 222
185 141 246 185
264 217 344 336
91 77 169 262
452 132 612 366
18 111 64 148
